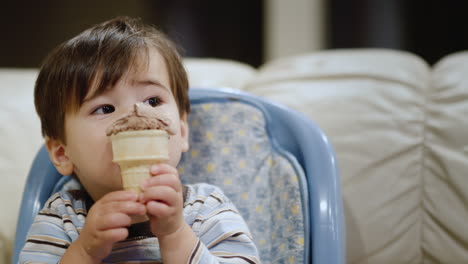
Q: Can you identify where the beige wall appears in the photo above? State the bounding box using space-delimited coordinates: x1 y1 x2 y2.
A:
264 0 325 61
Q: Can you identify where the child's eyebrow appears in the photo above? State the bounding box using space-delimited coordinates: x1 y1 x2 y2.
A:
82 79 169 104
82 88 108 104
133 79 170 92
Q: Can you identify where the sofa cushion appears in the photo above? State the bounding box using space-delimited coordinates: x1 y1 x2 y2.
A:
424 51 468 262
245 49 430 263
0 235 6 264
184 58 256 90
0 69 42 262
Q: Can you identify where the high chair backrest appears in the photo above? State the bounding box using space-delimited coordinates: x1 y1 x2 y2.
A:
13 88 345 264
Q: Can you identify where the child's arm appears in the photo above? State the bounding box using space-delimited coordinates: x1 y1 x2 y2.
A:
19 190 146 264
141 164 198 263
60 191 146 264
142 165 260 264
181 187 261 264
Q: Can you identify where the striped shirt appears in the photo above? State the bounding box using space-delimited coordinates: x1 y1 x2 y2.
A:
19 183 260 264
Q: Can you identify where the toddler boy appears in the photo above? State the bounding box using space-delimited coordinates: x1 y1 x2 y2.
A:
19 17 260 264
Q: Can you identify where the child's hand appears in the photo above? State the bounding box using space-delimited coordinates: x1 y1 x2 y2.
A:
141 164 185 238
74 191 146 262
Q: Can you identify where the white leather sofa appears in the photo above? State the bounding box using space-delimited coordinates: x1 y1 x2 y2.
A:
1 49 467 264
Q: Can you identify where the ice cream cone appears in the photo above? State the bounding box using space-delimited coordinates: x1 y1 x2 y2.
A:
110 129 169 223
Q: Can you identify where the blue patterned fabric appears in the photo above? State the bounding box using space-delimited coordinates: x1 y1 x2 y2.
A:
179 99 308 264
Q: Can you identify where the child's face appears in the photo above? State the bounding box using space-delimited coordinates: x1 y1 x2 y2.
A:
53 48 189 201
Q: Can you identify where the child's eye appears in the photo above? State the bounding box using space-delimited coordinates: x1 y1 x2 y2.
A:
92 105 115 115
145 97 162 107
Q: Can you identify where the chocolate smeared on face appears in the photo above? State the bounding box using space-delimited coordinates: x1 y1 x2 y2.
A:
106 103 176 136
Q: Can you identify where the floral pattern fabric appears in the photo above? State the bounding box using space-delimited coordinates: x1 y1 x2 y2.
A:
179 100 307 264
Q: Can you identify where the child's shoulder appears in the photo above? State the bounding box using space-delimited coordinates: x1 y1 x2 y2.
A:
183 183 246 230
184 183 233 209
42 177 88 206
41 188 90 219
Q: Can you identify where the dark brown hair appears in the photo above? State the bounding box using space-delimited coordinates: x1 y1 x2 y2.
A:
35 16 190 142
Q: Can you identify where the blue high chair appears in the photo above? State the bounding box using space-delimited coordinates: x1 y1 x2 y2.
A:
13 88 345 264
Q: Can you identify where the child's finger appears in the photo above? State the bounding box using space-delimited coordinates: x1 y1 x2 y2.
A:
99 228 129 244
100 200 146 216
150 163 178 176
95 212 133 230
146 200 173 217
140 185 181 206
100 190 139 203
141 173 181 191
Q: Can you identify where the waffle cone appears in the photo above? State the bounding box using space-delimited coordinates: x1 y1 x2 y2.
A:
110 130 169 223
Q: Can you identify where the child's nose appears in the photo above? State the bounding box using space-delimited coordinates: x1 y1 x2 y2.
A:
119 102 139 115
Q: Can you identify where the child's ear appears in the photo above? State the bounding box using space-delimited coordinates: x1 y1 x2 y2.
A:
45 137 74 176
180 113 189 152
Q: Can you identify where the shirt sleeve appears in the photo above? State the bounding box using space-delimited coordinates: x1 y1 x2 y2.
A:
186 184 261 264
18 192 83 264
